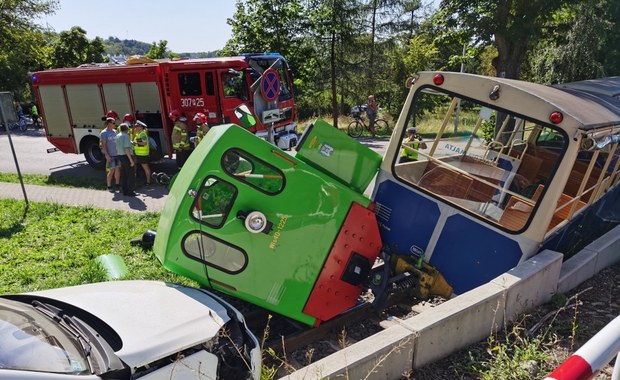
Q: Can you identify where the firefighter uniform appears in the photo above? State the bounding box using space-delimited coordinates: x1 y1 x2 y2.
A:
171 118 191 168
195 122 210 145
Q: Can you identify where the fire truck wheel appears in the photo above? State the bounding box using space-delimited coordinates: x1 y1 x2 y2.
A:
82 137 106 170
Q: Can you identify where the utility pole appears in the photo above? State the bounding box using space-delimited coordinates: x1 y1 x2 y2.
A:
0 92 29 207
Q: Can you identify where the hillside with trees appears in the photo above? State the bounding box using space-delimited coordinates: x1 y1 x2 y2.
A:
1 0 619 123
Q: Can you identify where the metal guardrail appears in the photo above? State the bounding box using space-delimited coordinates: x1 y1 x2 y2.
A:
544 315 620 380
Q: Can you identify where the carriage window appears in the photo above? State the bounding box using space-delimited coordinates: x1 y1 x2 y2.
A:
183 232 247 274
178 73 202 96
547 137 619 233
222 149 284 194
393 89 566 232
191 177 237 228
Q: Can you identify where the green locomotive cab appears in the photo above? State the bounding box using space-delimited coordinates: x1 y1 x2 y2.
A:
154 120 383 326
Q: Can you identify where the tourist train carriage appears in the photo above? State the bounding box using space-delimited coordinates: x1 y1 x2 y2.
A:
376 72 620 294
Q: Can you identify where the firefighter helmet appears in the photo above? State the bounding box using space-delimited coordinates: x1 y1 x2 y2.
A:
102 110 118 121
169 109 181 120
123 114 135 123
193 112 208 124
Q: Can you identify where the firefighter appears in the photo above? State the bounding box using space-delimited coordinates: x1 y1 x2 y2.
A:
133 120 152 186
170 109 191 168
121 114 135 138
101 110 119 123
192 112 210 146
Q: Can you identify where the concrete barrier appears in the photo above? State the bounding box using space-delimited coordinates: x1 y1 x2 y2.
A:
281 227 620 380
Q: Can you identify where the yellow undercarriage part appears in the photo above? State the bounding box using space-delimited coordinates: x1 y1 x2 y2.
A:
391 255 453 299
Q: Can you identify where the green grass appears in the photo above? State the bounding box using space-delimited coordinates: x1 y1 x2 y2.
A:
0 173 106 190
0 199 192 294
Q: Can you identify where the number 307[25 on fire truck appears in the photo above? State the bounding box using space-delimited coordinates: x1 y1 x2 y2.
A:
31 53 298 169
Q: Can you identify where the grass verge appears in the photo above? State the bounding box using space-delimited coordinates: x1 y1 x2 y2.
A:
0 198 190 293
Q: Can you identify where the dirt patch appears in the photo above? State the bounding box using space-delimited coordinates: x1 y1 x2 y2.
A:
410 261 620 379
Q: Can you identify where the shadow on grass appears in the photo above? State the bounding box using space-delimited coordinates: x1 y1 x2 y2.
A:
0 203 28 238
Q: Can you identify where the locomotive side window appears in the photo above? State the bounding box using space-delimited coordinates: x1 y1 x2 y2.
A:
178 73 201 96
191 177 237 228
183 232 247 274
222 149 284 194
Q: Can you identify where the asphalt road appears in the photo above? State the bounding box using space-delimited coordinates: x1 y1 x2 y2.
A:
0 128 390 179
0 128 177 178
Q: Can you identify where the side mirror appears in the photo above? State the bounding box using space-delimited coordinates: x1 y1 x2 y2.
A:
234 104 256 129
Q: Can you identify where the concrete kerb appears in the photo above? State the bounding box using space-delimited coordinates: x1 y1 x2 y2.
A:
281 230 620 380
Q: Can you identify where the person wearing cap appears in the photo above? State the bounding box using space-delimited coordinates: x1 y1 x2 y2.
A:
400 126 427 162
133 120 152 186
100 117 121 192
169 110 191 169
115 123 136 196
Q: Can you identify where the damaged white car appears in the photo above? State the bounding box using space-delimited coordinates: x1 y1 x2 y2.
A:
0 280 261 379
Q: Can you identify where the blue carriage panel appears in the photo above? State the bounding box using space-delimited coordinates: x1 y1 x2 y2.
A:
374 180 440 255
429 214 523 294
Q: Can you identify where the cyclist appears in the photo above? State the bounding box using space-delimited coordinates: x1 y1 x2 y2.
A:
366 95 378 137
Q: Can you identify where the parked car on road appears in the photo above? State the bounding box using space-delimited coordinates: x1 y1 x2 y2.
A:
0 280 261 379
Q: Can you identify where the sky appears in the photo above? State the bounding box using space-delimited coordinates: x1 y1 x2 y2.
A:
37 0 236 53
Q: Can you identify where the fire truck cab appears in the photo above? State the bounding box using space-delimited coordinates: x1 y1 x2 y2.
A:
31 53 297 169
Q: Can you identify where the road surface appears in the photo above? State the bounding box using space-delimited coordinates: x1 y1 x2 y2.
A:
0 128 390 178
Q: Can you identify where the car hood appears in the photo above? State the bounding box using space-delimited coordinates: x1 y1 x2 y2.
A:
29 280 230 369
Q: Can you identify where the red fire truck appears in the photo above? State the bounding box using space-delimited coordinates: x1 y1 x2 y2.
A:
31 53 297 169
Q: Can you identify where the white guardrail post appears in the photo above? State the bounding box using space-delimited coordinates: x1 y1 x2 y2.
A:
545 315 620 380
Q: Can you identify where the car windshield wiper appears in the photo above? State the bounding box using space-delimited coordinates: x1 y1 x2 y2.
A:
32 300 94 371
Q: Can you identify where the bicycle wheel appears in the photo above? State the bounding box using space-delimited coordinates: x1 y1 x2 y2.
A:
375 118 391 136
347 120 364 138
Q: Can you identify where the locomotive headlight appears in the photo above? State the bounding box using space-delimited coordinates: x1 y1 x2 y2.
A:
245 211 267 233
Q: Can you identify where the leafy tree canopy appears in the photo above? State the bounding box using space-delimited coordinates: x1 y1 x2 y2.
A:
0 0 58 100
49 26 105 68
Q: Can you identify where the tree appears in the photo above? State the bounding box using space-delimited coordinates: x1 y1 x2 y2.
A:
365 0 421 92
0 0 57 100
305 0 366 127
526 0 620 83
145 40 170 59
437 0 569 79
50 26 105 68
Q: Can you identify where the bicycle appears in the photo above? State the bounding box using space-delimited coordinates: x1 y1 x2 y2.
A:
347 105 391 138
7 115 33 132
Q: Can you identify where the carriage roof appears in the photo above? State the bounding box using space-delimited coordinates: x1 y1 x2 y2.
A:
415 72 620 131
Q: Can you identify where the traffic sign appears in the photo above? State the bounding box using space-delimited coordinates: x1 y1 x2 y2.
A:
260 68 280 102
